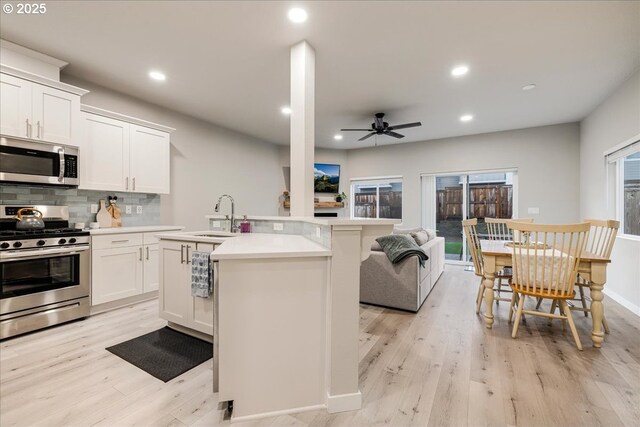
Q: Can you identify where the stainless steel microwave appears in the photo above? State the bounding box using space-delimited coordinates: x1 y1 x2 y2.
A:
0 137 79 186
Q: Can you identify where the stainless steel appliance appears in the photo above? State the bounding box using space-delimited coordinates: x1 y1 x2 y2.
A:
0 137 79 186
0 205 90 339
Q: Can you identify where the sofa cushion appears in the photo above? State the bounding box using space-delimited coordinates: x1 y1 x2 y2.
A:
371 241 383 251
411 230 430 246
393 226 423 235
425 228 437 241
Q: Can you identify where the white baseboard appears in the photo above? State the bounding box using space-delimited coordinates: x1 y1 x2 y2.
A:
604 288 640 316
327 391 362 413
230 404 326 423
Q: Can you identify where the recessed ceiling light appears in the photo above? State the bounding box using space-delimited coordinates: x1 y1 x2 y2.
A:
460 114 474 122
281 106 292 115
288 8 308 23
522 84 537 91
148 71 166 81
333 134 343 141
451 65 469 77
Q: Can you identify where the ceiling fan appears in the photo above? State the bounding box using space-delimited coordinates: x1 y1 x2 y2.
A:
340 113 422 141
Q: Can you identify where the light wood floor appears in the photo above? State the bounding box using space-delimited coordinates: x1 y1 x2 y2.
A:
1 265 639 427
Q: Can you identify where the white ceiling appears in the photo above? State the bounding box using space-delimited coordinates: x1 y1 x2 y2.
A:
1 1 639 149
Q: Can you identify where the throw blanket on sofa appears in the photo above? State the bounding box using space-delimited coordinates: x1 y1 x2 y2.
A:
376 234 429 267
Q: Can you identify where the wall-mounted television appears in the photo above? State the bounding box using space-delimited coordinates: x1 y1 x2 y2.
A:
314 163 340 193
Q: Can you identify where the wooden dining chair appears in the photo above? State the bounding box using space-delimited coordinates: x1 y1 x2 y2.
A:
547 219 619 333
485 218 534 301
507 221 590 350
462 218 511 314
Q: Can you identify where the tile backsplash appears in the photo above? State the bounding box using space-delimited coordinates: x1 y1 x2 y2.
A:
0 185 161 227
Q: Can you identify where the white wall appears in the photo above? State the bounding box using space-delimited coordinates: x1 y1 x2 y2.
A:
580 69 640 315
346 123 581 227
63 76 282 230
279 146 350 217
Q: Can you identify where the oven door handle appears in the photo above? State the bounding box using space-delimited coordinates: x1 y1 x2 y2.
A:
0 246 89 262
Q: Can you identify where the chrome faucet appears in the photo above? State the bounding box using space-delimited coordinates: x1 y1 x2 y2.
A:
214 194 238 233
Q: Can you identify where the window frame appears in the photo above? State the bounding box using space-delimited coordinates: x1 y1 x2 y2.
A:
350 176 403 221
605 135 640 240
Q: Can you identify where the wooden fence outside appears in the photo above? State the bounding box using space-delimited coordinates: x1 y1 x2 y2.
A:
437 184 513 220
625 185 639 236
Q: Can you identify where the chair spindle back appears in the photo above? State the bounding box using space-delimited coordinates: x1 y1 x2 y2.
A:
507 222 590 296
584 219 619 259
462 218 483 277
486 217 534 240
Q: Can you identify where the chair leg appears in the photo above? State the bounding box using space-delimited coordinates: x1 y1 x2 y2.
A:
560 300 582 351
603 314 610 334
508 292 517 323
535 297 543 310
512 294 525 338
578 284 588 317
548 299 558 326
475 278 485 314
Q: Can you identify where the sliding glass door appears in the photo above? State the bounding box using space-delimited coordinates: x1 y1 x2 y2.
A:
422 170 517 264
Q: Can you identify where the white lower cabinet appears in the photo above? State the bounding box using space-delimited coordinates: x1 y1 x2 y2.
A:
143 244 159 292
92 245 144 305
159 240 215 336
91 231 175 307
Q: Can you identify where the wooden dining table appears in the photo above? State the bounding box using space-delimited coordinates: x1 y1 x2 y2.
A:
479 239 611 348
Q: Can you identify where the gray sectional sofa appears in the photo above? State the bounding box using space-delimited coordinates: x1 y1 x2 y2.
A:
360 230 445 312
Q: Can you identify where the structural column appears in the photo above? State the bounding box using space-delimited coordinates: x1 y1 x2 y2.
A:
289 41 315 217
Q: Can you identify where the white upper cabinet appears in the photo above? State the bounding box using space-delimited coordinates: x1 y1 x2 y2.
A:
32 84 80 145
0 73 31 138
80 112 130 191
130 124 170 194
0 71 85 146
80 108 172 194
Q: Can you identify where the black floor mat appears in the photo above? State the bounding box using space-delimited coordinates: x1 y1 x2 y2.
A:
106 327 212 382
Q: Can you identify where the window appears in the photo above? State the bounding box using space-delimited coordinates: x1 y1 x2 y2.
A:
351 178 402 220
421 170 517 263
607 140 639 237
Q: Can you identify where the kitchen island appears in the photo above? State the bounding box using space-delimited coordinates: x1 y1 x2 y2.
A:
156 217 397 421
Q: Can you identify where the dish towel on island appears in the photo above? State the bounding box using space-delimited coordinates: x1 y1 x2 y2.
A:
191 250 213 298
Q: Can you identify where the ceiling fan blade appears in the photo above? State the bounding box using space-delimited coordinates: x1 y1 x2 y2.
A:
387 122 422 131
340 128 374 131
358 132 376 141
385 131 405 139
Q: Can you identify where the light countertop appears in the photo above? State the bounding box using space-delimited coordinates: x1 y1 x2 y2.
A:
205 214 399 227
89 225 184 235
210 233 332 260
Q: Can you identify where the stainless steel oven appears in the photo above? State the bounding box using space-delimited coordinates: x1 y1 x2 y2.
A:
0 136 79 186
0 205 90 339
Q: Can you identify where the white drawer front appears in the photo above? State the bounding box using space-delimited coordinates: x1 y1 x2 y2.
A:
92 233 143 249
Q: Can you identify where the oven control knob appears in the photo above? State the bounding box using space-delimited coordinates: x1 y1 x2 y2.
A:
69 238 77 244
13 242 22 248
58 239 67 245
37 240 46 246
0 242 9 249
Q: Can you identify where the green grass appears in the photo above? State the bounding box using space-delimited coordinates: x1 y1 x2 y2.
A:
445 241 463 255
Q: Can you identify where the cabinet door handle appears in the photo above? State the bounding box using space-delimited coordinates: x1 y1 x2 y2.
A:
126 177 129 190
180 244 185 264
146 246 149 260
36 121 41 139
133 177 136 191
26 119 31 138
139 247 143 261
111 239 129 244
186 245 191 263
